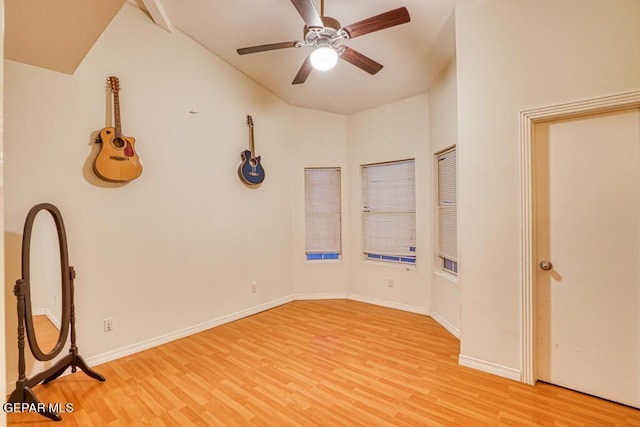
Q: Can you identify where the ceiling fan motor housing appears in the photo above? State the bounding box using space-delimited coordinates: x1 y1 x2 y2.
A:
303 16 347 47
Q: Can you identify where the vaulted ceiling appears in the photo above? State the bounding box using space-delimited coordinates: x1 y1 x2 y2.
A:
6 0 474 115
159 0 471 114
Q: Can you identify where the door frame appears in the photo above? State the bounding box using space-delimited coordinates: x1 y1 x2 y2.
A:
519 91 640 385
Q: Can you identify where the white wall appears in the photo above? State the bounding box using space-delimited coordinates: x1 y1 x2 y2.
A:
346 95 431 311
4 3 297 380
291 108 349 296
456 0 640 372
428 58 460 336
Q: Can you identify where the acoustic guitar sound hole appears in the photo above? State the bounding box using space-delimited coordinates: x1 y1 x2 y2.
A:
113 137 125 148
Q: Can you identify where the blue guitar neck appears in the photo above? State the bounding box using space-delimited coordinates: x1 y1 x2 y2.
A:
238 116 265 186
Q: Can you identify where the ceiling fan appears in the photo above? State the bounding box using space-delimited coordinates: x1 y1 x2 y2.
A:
237 0 411 84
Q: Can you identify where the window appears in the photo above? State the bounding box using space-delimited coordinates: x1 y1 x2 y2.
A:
304 168 341 260
361 159 416 264
437 148 458 274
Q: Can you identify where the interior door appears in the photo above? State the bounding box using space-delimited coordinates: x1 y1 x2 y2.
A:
534 107 640 408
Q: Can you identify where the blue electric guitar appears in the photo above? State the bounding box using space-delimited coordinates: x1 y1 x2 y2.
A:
238 115 265 186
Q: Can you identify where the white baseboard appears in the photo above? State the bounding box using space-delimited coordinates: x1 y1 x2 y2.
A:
46 309 61 330
10 295 525 395
88 296 519 386
30 294 437 376
347 293 430 316
293 292 349 300
458 354 521 382
23 293 428 379
7 296 295 393
32 307 46 316
85 295 293 368
430 310 460 339
292 292 430 316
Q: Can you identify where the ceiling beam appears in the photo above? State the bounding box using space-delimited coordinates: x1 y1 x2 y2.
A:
138 0 172 32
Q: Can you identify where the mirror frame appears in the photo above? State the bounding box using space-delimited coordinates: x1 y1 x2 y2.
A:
21 203 71 361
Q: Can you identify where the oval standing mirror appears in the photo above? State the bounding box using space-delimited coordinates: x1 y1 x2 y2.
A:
8 202 105 422
22 203 70 361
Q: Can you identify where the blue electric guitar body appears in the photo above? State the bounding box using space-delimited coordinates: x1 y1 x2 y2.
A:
238 115 265 186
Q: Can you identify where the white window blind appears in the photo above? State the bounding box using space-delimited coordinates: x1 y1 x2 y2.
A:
304 168 341 259
362 159 416 264
438 148 457 265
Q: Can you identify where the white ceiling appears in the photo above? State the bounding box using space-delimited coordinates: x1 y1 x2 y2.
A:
146 0 473 115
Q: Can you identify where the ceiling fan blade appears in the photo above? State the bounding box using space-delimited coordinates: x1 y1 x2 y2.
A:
292 56 313 85
340 47 383 75
290 0 324 29
341 7 410 39
237 41 299 55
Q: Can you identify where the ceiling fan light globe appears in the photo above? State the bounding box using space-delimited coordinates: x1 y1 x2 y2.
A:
310 46 338 71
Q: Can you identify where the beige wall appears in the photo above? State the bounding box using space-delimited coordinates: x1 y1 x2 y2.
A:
456 0 640 372
428 58 460 335
293 97 435 309
4 3 297 380
346 95 431 311
291 108 349 296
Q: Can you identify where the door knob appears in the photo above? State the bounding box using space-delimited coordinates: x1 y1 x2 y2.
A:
539 260 553 271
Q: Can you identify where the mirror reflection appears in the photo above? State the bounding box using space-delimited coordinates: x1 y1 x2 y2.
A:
29 212 62 354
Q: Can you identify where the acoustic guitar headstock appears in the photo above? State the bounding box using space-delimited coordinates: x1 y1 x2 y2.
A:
107 76 120 93
246 115 254 128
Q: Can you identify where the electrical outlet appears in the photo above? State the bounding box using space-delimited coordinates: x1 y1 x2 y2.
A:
387 278 394 288
104 318 114 332
251 282 257 293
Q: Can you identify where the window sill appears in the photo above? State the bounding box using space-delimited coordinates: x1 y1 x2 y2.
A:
434 270 458 284
305 259 342 265
362 259 416 271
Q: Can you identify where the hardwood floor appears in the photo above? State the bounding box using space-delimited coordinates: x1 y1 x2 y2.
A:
7 300 640 426
32 315 60 353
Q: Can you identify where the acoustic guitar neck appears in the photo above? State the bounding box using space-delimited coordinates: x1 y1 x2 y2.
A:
247 115 255 157
113 89 123 138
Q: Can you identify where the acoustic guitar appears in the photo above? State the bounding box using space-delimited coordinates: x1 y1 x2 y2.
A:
238 115 265 186
93 76 143 182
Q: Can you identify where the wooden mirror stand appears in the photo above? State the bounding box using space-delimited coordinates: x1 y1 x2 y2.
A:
7 203 105 421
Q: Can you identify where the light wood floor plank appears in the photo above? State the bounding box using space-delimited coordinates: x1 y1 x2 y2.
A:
7 300 640 425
